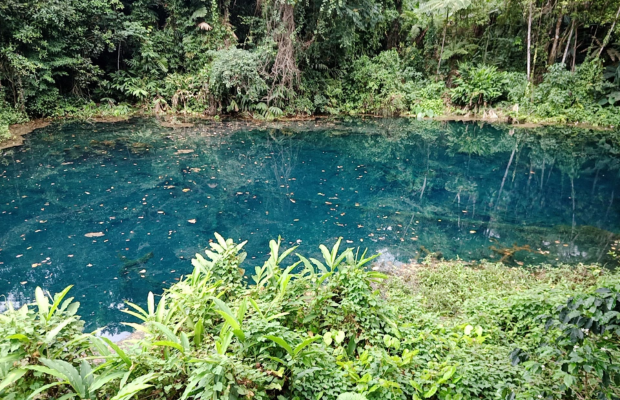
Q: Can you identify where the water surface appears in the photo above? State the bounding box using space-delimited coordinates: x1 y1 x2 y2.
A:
1 118 618 333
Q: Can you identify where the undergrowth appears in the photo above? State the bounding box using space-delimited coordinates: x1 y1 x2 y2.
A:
1 235 619 400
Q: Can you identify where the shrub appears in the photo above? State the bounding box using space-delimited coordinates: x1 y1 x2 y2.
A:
1 235 618 400
345 50 408 115
532 61 604 116
0 91 28 141
209 48 268 112
450 63 509 108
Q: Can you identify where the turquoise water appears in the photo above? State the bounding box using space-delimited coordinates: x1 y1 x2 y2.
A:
1 118 619 334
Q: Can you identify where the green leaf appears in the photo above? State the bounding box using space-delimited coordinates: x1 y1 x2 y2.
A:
0 368 27 392
180 332 190 353
265 335 293 356
120 322 150 333
35 287 50 320
40 358 86 398
409 379 422 392
323 332 333 346
48 286 73 320
293 337 320 357
0 353 23 364
153 340 184 352
214 232 228 250
147 292 155 317
424 385 438 398
278 246 298 264
151 321 179 343
110 373 156 400
156 295 167 323
26 381 65 400
101 337 132 366
45 318 76 343
122 302 149 321
211 298 239 329
215 310 241 331
265 312 289 322
6 334 30 342
319 245 333 266
194 319 204 346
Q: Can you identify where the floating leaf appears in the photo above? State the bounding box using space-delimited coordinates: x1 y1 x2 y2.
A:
85 232 105 238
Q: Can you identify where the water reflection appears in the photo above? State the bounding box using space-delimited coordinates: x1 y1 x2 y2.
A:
0 118 618 333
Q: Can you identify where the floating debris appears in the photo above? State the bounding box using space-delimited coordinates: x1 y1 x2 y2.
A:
85 232 105 238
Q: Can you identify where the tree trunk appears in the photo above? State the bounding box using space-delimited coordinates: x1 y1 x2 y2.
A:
436 8 449 76
386 0 403 49
571 24 577 72
597 4 620 59
562 20 574 65
548 13 563 65
527 0 533 81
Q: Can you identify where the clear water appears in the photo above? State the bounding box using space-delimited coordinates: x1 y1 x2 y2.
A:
1 118 619 335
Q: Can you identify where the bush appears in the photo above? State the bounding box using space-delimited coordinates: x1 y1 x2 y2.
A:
1 234 618 400
524 61 620 126
209 48 268 113
533 61 604 113
450 63 509 108
345 50 408 115
0 93 28 142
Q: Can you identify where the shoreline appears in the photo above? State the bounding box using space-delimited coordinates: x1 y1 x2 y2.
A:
1 111 616 151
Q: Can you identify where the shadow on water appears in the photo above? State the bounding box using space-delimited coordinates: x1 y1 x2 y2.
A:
0 117 619 333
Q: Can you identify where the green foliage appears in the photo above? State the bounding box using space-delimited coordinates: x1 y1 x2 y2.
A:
0 91 27 141
2 234 619 400
533 61 605 115
450 64 509 108
521 61 620 126
209 48 269 113
510 279 620 399
1 0 620 125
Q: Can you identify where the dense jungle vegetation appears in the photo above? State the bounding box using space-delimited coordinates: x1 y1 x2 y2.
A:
2 0 620 141
0 235 619 400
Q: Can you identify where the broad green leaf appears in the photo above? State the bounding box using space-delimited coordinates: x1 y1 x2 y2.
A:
151 321 179 343
7 333 30 342
214 232 228 249
90 371 126 392
216 310 241 331
319 245 332 266
101 337 132 366
35 287 50 320
153 340 184 352
45 318 76 343
147 292 155 316
110 373 156 400
424 385 438 398
48 286 73 320
39 358 86 398
278 246 298 264
26 381 64 400
194 319 204 346
293 337 321 357
0 368 27 392
180 332 190 353
265 335 293 356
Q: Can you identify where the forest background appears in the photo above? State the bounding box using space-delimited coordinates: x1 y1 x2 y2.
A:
1 0 620 139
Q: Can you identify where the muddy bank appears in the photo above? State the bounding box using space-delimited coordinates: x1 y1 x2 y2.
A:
1 120 51 150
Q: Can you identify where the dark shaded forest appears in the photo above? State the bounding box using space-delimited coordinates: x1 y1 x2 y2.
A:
1 0 620 134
